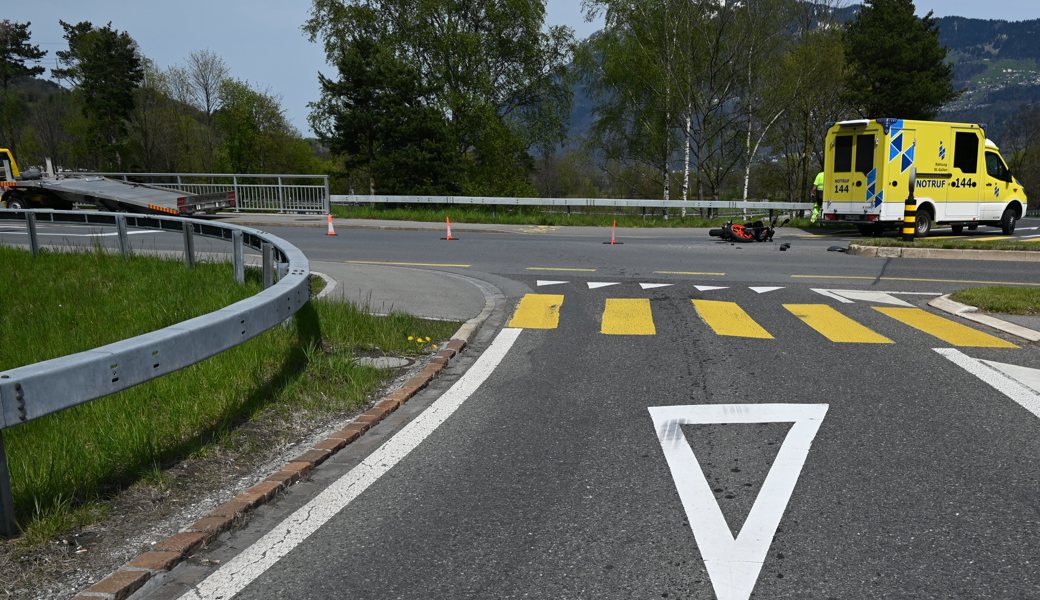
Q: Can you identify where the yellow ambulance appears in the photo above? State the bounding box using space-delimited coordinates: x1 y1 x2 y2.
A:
821 119 1028 236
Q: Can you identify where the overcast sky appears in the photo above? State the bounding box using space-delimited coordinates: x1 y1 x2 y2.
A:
6 1 1040 136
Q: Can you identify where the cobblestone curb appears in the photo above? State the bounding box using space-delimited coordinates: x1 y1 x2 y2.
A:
74 274 500 599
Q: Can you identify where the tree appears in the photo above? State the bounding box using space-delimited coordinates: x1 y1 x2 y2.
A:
216 79 315 174
185 49 229 164
843 0 958 119
0 20 46 153
53 21 144 169
311 35 461 194
305 0 573 195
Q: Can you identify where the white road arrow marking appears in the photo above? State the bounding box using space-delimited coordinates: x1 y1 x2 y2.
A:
640 283 674 290
936 349 1040 419
588 282 620 289
749 287 784 294
812 289 942 306
536 280 569 287
695 286 729 292
648 404 828 600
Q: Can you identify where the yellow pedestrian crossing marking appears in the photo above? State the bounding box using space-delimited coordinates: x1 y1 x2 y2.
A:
784 304 893 344
692 300 773 339
602 299 656 336
874 307 1018 348
509 294 564 329
507 293 1022 347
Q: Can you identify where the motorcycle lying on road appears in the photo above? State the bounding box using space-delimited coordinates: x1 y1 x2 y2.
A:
708 215 789 243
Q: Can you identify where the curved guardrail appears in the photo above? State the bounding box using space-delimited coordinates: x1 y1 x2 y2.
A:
0 209 310 535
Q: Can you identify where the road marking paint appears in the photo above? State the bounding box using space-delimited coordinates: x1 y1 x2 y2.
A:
936 349 1040 419
527 267 597 272
536 280 568 287
347 260 471 268
969 236 1014 242
177 328 523 600
785 304 893 344
601 298 656 335
641 283 674 290
508 294 564 329
749 287 784 294
826 290 913 307
875 307 1017 348
695 285 729 292
655 271 726 276
649 404 828 600
588 282 620 289
692 300 773 339
1023 237 1040 243
796 275 1040 287
810 288 854 304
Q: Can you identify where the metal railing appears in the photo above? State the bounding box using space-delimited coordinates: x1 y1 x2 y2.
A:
77 172 330 214
0 209 311 536
332 194 813 213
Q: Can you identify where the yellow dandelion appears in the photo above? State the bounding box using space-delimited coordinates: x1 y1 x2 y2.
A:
407 336 414 341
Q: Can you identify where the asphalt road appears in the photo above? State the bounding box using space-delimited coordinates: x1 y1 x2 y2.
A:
3 217 1039 599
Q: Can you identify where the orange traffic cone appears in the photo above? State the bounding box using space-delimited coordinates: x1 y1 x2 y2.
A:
326 214 337 236
603 219 623 245
441 217 458 240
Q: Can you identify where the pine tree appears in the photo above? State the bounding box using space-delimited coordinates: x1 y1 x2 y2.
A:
842 0 958 119
0 20 46 152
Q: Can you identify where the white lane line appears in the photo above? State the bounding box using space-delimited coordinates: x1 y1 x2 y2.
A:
936 348 1040 419
179 328 523 600
649 404 828 600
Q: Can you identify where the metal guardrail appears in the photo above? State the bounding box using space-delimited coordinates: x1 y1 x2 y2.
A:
77 172 330 214
0 209 311 536
331 194 813 212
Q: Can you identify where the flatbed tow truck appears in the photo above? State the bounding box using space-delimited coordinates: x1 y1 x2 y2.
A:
1 148 235 215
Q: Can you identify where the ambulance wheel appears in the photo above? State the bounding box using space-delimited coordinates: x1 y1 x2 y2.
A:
968 224 978 231
951 225 964 234
915 211 932 238
5 195 27 210
1000 208 1017 234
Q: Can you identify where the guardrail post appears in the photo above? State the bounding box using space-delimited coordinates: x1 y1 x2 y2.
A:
0 432 17 538
323 176 331 215
233 176 240 212
116 214 130 258
278 177 285 213
26 211 39 257
183 223 196 268
262 242 274 288
232 230 245 284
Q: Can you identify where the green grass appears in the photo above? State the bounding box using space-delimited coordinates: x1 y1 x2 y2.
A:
951 287 1040 316
0 247 457 538
331 204 807 229
853 235 1040 252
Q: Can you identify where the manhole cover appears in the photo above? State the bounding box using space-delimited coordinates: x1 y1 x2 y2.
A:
354 356 412 369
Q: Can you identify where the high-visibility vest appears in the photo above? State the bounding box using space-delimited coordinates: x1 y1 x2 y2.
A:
814 172 825 191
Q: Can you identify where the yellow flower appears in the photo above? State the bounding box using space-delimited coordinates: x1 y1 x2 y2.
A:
432 344 439 350
425 337 432 342
407 336 414 341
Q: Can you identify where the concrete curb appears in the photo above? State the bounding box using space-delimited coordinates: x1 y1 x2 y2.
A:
929 295 1040 343
849 244 1040 262
74 273 501 600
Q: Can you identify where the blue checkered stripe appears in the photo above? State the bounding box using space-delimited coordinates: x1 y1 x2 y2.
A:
866 168 883 208
888 120 916 175
939 142 946 161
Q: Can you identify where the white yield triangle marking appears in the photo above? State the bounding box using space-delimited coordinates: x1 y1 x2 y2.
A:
588 282 620 289
536 280 568 287
648 404 828 600
695 286 729 292
640 283 674 290
936 349 1040 419
749 287 784 294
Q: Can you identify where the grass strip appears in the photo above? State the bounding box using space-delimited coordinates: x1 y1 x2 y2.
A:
950 287 1040 316
331 204 809 229
0 247 458 539
854 236 1040 251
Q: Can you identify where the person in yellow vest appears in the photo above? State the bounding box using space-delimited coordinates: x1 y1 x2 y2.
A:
810 171 824 223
